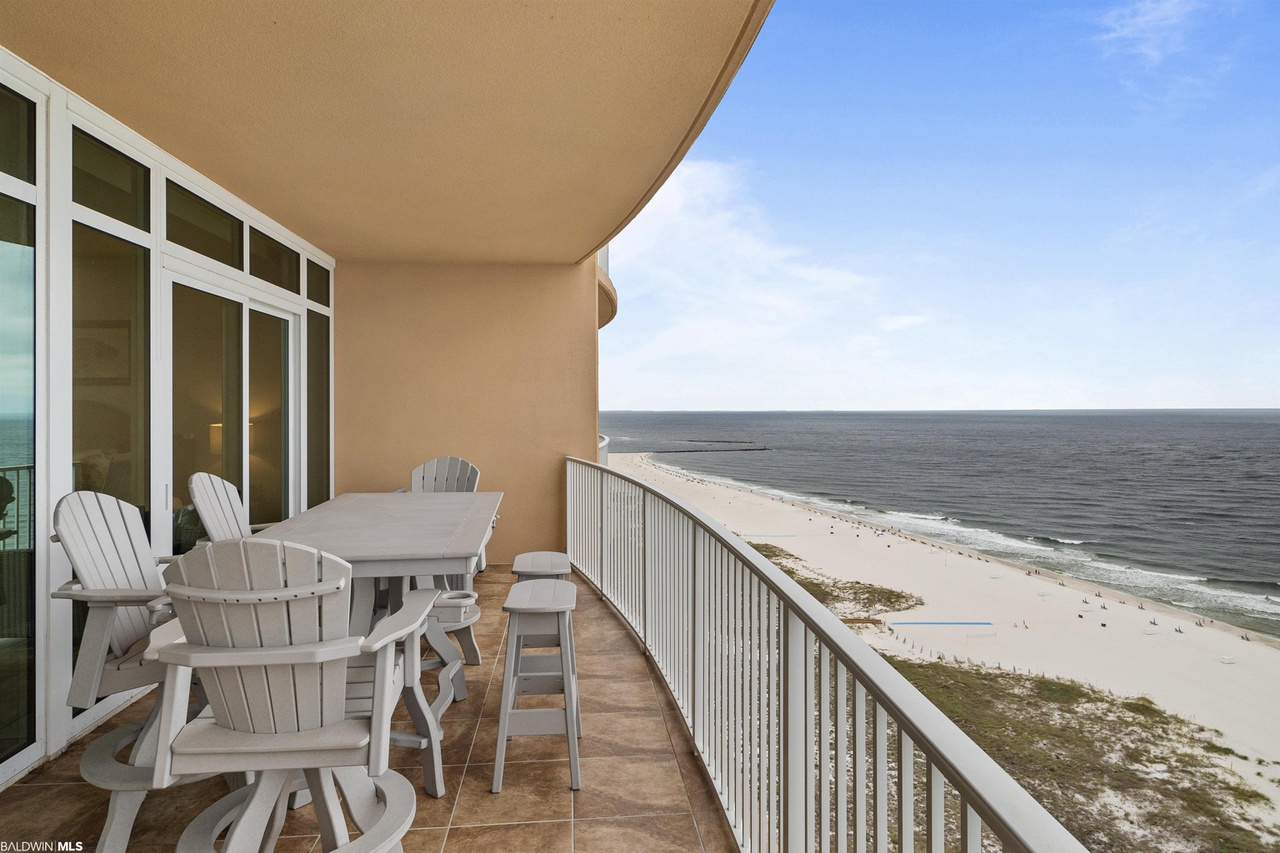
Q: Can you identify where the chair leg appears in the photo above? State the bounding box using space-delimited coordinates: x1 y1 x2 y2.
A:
223 769 290 853
304 768 350 851
455 624 482 666
560 612 580 791
332 767 382 834
565 612 582 739
492 616 521 793
94 790 147 853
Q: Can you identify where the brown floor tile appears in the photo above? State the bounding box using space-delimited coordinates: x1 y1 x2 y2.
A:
675 752 721 813
576 654 652 680
573 754 691 819
451 761 573 826
578 712 673 759
400 827 447 852
665 712 697 754
694 807 741 852
389 716 479 768
574 813 703 852
0 782 110 845
468 717 576 764
442 820 571 852
129 776 231 843
577 676 661 715
397 765 466 829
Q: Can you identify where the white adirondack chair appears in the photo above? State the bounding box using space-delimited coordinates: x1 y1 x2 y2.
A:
407 457 487 666
409 456 480 494
50 491 208 852
188 472 273 541
152 539 427 852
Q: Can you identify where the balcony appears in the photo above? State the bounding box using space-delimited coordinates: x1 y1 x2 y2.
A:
0 457 1086 852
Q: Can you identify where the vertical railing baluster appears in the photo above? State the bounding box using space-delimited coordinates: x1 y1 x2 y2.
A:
898 730 915 852
961 801 981 853
836 664 848 853
784 607 805 850
820 647 832 853
854 681 867 853
804 627 816 853
926 760 944 853
874 702 888 853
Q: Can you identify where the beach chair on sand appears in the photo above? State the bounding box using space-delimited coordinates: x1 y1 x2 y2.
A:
151 539 429 852
50 492 205 852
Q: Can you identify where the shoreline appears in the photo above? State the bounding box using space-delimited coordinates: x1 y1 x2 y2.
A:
639 452 1280 647
611 452 1280 814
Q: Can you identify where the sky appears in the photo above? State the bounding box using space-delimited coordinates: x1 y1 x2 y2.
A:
599 0 1280 411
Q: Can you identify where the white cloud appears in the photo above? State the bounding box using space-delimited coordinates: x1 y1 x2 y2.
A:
1098 0 1202 65
601 161 947 410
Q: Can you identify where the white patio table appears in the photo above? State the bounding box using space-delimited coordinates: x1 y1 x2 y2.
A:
254 491 502 694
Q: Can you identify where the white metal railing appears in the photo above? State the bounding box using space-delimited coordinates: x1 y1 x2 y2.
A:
566 458 1085 853
597 434 609 465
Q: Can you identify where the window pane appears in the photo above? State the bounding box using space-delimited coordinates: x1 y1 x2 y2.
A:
0 84 35 184
72 224 150 514
0 193 36 761
73 129 149 231
249 228 299 294
306 260 330 307
307 310 330 508
172 285 242 553
249 311 289 524
166 181 243 268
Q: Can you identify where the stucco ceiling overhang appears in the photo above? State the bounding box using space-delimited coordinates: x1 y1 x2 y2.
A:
0 1 770 265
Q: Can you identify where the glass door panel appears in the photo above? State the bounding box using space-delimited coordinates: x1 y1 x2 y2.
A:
0 193 35 762
71 224 151 515
248 311 289 525
306 310 330 508
171 284 242 553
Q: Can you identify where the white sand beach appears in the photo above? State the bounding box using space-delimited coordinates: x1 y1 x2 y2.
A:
611 452 1280 809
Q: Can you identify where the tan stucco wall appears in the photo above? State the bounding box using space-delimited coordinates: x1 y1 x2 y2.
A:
334 262 599 563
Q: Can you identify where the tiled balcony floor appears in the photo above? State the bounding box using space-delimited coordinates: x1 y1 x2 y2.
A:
0 568 737 852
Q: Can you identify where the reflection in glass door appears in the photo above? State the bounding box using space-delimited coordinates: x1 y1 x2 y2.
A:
0 191 35 763
248 311 289 525
171 285 242 553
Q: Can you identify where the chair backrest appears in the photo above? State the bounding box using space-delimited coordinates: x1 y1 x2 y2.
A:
163 538 352 734
53 491 161 654
410 456 480 494
189 472 251 540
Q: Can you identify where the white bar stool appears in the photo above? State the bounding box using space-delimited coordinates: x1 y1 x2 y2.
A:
492 579 581 793
511 550 571 580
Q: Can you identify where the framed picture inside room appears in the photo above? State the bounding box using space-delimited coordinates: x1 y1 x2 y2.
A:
72 321 132 384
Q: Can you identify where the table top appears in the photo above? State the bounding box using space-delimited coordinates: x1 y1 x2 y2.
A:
255 492 502 564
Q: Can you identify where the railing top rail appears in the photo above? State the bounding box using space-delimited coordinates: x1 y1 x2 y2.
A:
567 456 1085 852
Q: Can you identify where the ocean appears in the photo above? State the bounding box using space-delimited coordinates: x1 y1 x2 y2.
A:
600 410 1280 637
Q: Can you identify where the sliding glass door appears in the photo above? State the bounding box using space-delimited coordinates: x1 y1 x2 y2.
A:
0 188 36 764
170 278 294 549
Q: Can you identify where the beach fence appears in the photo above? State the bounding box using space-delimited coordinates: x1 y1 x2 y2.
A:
567 457 1085 853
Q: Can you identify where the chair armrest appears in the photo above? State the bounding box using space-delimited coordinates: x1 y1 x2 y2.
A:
248 523 274 532
157 636 362 668
51 583 164 606
142 619 186 662
361 589 440 653
147 595 172 612
156 555 179 565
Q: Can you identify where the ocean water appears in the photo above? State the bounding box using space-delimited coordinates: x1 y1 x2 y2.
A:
601 410 1280 637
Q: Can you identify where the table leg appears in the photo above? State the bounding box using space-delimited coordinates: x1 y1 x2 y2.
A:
423 616 468 701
